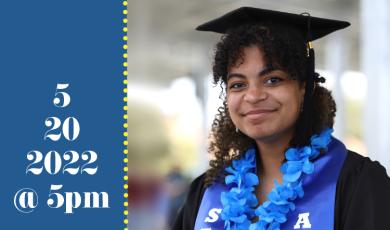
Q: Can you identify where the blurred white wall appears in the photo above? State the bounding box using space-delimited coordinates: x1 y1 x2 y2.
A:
127 0 390 176
361 0 390 173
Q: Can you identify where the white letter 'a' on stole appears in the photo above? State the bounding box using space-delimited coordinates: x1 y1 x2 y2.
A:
204 208 222 223
294 212 312 229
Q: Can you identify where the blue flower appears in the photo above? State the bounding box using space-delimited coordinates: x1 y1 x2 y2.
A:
225 219 252 230
283 160 303 174
244 172 259 187
282 164 302 182
225 148 258 188
282 146 317 182
254 205 287 223
268 221 282 230
311 128 333 150
285 148 299 161
299 146 313 158
249 220 268 230
267 181 293 206
302 158 314 174
221 128 332 230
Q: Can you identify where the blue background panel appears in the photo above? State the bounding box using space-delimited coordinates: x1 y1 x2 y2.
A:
0 1 124 229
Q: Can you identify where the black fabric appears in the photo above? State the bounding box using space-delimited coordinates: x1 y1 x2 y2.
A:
334 151 390 230
172 174 207 230
172 150 390 230
196 7 350 41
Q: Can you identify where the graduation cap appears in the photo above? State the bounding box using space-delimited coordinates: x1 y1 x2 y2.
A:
196 7 350 41
196 7 350 141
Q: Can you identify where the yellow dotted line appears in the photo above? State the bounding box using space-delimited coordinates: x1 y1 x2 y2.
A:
122 1 128 229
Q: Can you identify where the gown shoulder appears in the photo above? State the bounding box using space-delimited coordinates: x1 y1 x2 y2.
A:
335 150 390 230
171 173 207 230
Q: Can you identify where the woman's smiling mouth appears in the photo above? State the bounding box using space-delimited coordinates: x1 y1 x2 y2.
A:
243 109 277 120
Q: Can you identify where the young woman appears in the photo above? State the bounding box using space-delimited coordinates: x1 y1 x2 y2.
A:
173 7 390 230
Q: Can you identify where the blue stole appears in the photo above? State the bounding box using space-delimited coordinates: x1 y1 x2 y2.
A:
194 137 347 230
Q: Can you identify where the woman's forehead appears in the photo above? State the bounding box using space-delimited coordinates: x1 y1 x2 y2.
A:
227 46 284 73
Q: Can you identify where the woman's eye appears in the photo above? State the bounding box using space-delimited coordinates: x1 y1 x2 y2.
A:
229 82 245 89
265 77 283 85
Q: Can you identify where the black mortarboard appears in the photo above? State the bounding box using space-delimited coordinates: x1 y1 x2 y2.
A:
196 7 350 42
196 7 351 143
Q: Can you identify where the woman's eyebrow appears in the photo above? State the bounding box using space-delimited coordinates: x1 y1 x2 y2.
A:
227 67 281 81
259 67 280 76
226 73 245 81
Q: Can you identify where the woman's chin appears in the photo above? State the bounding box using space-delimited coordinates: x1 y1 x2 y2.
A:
243 127 294 144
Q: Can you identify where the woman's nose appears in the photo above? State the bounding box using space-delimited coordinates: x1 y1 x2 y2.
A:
243 85 267 103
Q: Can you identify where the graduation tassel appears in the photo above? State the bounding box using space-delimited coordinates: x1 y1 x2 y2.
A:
306 42 315 98
301 42 315 143
298 13 317 144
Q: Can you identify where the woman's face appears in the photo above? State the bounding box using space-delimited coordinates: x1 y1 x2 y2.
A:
226 45 305 143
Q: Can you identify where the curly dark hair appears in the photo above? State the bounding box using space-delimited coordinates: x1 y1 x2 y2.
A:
205 23 337 186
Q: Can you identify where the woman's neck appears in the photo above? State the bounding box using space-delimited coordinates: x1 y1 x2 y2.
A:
255 132 292 178
254 133 292 204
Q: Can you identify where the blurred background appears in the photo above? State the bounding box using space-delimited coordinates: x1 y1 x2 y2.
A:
127 0 390 229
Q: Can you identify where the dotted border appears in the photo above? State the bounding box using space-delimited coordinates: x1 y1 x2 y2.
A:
122 1 128 229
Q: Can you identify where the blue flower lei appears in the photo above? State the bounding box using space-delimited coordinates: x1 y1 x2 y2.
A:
220 128 333 230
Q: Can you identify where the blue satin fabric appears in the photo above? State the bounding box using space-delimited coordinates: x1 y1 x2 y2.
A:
194 137 347 230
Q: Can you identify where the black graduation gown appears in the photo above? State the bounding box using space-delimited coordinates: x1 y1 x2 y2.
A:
172 150 390 230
